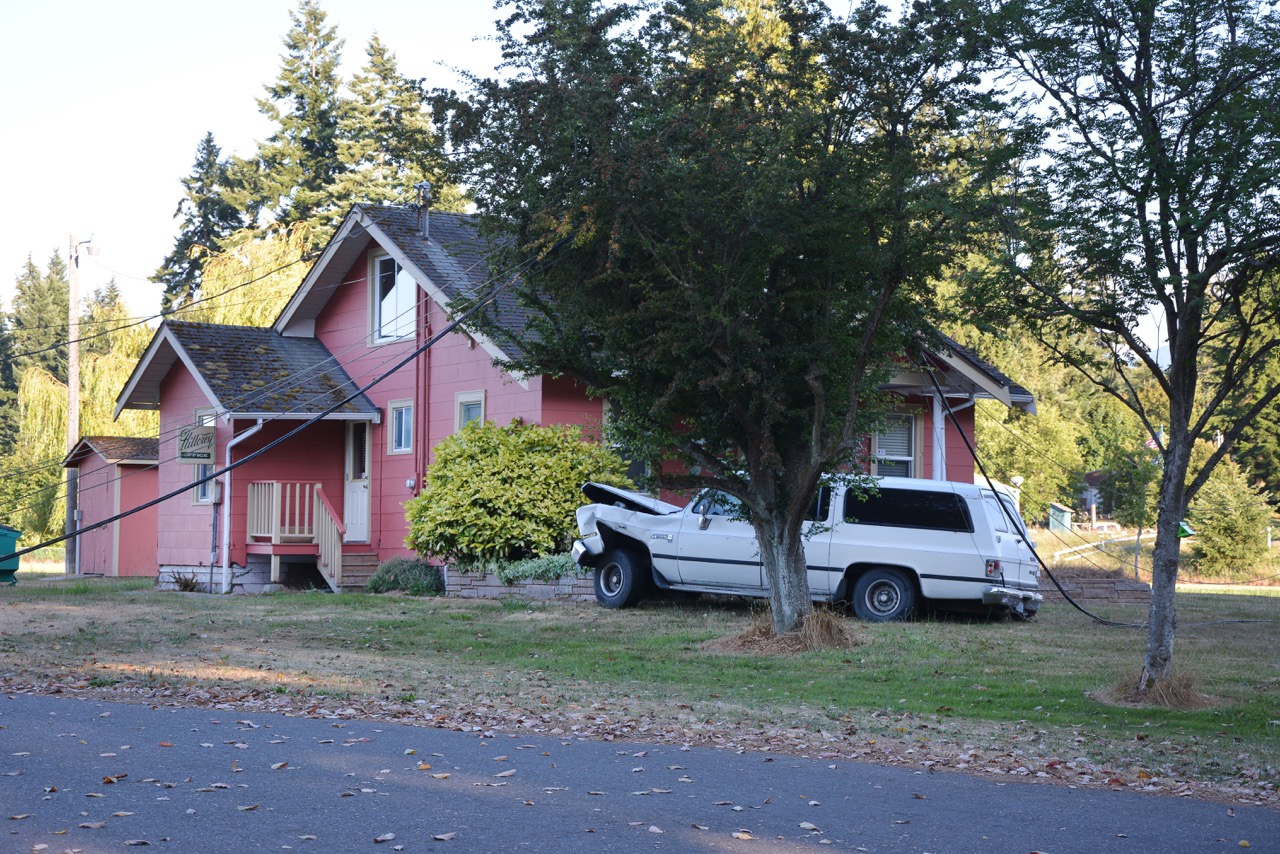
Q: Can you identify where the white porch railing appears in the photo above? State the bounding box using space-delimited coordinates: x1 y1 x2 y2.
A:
246 481 345 590
314 486 345 589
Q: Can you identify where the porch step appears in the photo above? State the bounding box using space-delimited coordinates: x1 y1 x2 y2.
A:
340 553 380 593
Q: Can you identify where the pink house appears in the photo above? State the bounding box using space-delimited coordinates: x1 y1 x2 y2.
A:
61 436 159 577
113 203 1034 593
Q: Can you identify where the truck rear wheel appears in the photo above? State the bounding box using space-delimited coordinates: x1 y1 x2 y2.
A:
852 568 917 622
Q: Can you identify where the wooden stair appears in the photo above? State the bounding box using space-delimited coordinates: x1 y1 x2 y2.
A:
340 553 379 592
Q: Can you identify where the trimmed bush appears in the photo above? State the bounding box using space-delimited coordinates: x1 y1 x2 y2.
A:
405 420 631 562
365 556 443 596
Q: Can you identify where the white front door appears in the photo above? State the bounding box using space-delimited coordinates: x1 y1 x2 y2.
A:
344 422 370 543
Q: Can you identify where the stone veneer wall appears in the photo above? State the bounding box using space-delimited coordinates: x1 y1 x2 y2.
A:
1039 577 1151 606
444 567 596 602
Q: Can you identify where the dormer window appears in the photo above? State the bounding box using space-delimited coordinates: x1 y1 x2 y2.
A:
373 255 416 342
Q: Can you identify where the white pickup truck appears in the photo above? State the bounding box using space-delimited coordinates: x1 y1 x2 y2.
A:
571 477 1042 621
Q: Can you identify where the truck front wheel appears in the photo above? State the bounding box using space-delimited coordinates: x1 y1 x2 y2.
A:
594 547 648 609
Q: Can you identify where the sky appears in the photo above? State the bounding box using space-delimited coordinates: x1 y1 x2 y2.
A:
0 0 505 318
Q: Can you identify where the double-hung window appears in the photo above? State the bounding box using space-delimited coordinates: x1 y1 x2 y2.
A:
388 400 413 455
373 256 415 342
192 409 216 503
873 414 914 478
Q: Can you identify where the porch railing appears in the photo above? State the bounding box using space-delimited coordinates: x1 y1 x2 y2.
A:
247 481 346 591
247 481 318 543
314 486 345 589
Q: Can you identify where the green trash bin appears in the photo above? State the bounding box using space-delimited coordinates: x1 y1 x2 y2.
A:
0 524 21 585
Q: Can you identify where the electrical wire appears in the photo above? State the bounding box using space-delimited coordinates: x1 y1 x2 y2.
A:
0 233 564 563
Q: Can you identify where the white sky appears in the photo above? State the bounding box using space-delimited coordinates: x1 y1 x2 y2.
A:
0 0 505 318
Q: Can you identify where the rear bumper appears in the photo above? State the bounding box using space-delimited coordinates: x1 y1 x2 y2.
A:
982 585 1043 615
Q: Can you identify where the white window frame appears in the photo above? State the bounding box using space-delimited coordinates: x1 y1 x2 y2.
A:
388 399 413 455
192 408 217 504
872 414 915 478
455 390 485 432
370 254 416 343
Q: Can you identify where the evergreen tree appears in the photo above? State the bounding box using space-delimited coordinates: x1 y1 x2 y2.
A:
81 279 131 357
0 317 18 461
239 0 348 242
10 251 69 383
334 34 464 211
152 133 245 311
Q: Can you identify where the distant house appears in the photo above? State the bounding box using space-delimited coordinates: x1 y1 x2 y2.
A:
62 436 159 577
111 202 1035 593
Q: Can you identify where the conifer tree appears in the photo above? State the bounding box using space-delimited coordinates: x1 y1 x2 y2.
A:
10 252 69 383
152 133 245 311
239 0 349 242
335 34 463 210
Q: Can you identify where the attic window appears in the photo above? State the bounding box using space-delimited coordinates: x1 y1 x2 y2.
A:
373 256 415 342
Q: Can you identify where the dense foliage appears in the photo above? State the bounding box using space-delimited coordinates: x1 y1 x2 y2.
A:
365 556 444 596
443 0 1016 633
404 420 631 562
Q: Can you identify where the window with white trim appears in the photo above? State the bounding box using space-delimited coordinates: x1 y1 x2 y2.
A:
192 409 216 503
873 414 914 478
388 399 413 454
372 255 416 342
455 391 485 432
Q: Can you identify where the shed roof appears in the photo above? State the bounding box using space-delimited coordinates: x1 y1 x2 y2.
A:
63 435 160 467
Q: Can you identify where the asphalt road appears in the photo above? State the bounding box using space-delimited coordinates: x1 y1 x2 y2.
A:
2 694 1275 853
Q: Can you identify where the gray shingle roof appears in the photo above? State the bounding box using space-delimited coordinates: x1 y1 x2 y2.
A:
64 436 159 467
167 321 378 417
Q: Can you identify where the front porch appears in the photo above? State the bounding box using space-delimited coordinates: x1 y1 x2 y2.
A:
245 481 374 591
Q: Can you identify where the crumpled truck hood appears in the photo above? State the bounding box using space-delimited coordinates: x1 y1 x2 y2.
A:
580 482 682 515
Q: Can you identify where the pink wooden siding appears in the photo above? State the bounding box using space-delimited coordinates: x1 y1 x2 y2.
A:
115 464 158 575
156 366 226 569
71 451 116 575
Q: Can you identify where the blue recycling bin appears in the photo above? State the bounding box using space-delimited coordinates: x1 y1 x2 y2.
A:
0 524 21 585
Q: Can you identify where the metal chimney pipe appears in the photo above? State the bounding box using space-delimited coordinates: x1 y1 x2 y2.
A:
415 181 432 239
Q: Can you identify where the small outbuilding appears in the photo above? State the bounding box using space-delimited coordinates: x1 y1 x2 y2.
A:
62 436 159 577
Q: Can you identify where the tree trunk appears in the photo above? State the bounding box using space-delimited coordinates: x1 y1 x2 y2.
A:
755 512 813 635
1141 436 1191 690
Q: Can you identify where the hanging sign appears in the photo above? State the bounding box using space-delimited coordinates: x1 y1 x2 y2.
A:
177 423 216 462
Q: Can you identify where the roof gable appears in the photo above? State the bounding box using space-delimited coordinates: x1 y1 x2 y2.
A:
116 321 379 421
275 205 531 384
63 435 159 468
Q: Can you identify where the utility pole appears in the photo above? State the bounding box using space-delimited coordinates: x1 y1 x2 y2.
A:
65 235 95 576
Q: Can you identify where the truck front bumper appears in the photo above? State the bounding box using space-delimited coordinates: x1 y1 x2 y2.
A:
982 585 1043 617
571 536 603 567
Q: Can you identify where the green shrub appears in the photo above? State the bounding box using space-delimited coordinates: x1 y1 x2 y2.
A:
365 556 443 596
1188 456 1272 577
450 553 583 584
405 420 632 562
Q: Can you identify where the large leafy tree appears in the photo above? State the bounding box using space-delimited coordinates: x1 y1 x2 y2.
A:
982 0 1280 687
235 0 348 240
152 133 246 311
444 0 1013 633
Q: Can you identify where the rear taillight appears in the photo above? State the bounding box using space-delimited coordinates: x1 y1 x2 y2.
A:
985 559 1001 578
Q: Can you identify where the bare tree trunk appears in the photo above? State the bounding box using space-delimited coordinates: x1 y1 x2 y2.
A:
1141 437 1191 691
756 514 813 635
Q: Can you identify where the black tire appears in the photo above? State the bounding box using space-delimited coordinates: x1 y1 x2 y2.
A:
851 568 917 622
593 547 648 609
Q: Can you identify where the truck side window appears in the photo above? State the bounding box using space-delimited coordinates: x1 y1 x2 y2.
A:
844 488 973 533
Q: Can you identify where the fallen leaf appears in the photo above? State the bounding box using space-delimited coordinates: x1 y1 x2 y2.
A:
431 773 451 780
417 762 432 771
692 824 708 830
123 841 151 846
912 793 926 800
80 821 106 829
158 742 173 748
112 811 134 817
733 831 754 840
85 793 105 798
432 832 456 841
494 769 515 778
297 836 317 841
8 813 31 820
271 762 288 770
648 826 663 834
800 822 820 831
374 832 396 843
405 749 416 755
237 804 260 811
